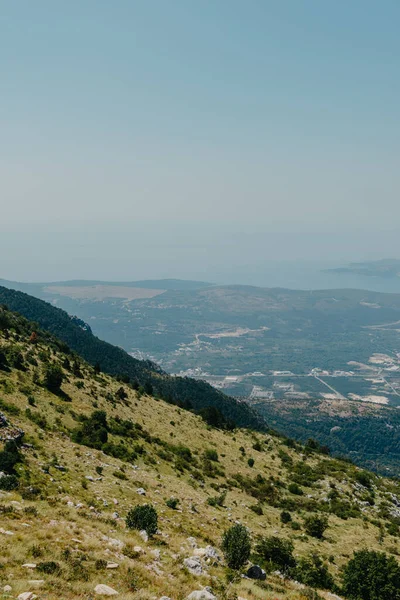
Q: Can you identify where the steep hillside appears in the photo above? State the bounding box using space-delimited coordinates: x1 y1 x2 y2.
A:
1 307 400 599
0 285 264 431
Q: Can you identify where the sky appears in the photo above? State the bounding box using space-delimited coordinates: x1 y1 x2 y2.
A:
1 1 400 283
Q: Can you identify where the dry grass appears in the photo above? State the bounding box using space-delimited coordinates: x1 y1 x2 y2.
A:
0 335 399 599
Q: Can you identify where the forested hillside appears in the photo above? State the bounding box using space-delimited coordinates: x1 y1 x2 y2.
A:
0 285 264 431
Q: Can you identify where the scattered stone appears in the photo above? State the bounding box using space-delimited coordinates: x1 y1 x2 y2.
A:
22 564 37 569
246 565 266 580
72 538 83 544
86 475 94 481
193 546 220 562
17 594 37 600
112 512 119 519
94 584 119 596
186 591 216 600
133 545 144 553
106 563 119 569
187 537 197 548
140 530 149 542
159 597 171 600
3 585 12 593
0 528 14 536
103 536 124 549
184 557 204 576
137 488 146 495
151 549 161 560
113 498 119 505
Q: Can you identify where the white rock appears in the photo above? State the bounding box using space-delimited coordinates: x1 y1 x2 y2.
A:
151 549 161 560
159 597 171 600
137 487 146 495
94 584 119 596
17 594 37 600
140 529 149 542
187 537 197 548
86 475 94 481
184 557 204 576
3 585 12 593
106 563 119 569
0 528 14 536
102 536 124 549
186 591 216 600
22 564 37 569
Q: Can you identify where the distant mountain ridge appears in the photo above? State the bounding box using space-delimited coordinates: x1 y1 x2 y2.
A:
0 278 212 290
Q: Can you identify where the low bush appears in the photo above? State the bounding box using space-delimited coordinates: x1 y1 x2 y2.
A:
0 474 19 491
221 524 251 570
254 535 296 575
294 553 334 590
304 514 329 539
342 550 400 600
126 504 158 536
166 497 179 510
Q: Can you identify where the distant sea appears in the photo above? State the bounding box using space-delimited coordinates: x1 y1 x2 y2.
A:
219 261 400 294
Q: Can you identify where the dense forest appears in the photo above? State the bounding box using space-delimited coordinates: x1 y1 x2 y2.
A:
0 285 265 431
258 400 400 475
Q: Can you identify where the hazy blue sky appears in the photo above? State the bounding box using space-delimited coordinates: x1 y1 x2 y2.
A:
1 1 400 282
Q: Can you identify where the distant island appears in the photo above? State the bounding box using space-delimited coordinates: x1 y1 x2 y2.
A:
324 259 400 279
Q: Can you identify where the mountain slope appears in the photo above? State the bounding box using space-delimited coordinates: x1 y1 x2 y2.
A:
1 306 400 599
0 285 264 431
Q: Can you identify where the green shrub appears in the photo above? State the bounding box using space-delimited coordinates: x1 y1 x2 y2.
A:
288 482 304 495
0 440 22 474
207 490 227 507
250 504 263 515
0 474 19 491
204 449 219 462
294 553 334 590
166 497 179 510
126 504 158 536
43 363 64 393
280 510 292 524
221 524 251 570
247 458 255 468
355 471 372 489
254 535 296 575
342 550 400 600
304 515 329 539
36 561 61 575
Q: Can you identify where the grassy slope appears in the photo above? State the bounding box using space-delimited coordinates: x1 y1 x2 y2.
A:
1 312 400 599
